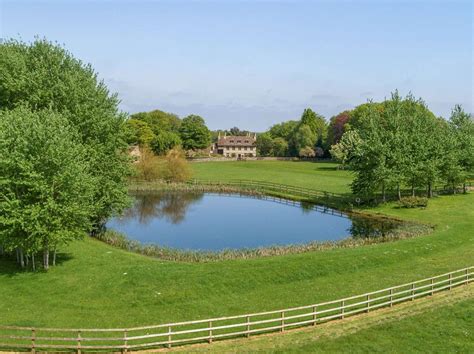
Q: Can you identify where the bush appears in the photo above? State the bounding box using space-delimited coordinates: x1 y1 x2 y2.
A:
398 196 428 208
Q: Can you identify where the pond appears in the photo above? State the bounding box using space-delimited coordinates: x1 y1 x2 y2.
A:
106 191 399 251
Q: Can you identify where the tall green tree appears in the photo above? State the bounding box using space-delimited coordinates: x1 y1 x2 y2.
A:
0 38 130 230
256 132 274 156
0 107 95 269
150 131 182 155
179 115 211 150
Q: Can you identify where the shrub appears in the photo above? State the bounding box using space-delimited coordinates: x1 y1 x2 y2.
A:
163 148 192 183
398 196 428 208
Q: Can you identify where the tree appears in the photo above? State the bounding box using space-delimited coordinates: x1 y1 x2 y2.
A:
327 111 351 146
227 126 250 136
179 115 211 150
0 107 95 269
268 120 298 140
299 146 316 158
446 105 474 193
256 132 274 156
150 131 182 155
124 119 155 146
0 38 130 231
131 109 181 135
330 130 362 169
272 137 288 156
290 124 316 155
300 108 327 148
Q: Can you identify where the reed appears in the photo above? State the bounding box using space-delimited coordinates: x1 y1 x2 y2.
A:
95 222 433 263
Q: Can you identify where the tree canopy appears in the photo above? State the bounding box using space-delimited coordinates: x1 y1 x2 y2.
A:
0 38 130 269
179 115 211 150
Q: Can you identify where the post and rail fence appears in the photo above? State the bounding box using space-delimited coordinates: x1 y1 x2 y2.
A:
0 267 471 352
184 179 469 207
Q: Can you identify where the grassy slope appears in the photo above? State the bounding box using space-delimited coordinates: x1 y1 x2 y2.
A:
173 284 473 353
0 161 472 336
191 160 352 193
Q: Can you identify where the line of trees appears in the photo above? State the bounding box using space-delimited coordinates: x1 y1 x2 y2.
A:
0 38 130 269
257 109 328 157
125 110 211 156
330 92 473 199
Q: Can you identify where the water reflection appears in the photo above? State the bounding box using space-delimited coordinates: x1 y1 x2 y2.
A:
108 191 400 251
119 191 204 225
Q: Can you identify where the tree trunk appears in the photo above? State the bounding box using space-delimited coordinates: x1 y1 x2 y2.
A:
43 249 49 270
427 183 432 198
32 253 36 271
411 184 415 197
382 183 386 203
397 185 401 200
53 249 57 266
19 249 24 268
463 182 467 194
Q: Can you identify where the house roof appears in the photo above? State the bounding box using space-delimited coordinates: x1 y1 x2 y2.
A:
217 135 256 147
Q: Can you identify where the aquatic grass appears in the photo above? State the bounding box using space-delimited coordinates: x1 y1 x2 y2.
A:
96 222 433 262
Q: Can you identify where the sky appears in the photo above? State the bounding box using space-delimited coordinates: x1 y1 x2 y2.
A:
0 0 472 131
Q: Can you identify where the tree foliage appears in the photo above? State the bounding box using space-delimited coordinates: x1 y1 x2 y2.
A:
179 115 211 150
0 107 95 269
0 38 130 230
338 92 473 200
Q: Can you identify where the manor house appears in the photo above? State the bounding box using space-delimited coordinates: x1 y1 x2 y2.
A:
213 132 257 158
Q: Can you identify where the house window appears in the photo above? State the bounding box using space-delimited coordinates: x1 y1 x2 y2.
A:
230 140 234 143
232 146 235 150
238 147 241 150
245 140 249 143
244 147 247 150
237 140 241 143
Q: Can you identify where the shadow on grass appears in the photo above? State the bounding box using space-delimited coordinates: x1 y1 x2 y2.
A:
0 252 74 276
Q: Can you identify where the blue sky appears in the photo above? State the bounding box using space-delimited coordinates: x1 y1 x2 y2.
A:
1 0 472 130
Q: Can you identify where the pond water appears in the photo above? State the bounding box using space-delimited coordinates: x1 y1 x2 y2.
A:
106 191 399 251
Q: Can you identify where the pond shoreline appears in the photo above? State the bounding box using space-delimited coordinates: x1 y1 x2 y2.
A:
94 182 434 262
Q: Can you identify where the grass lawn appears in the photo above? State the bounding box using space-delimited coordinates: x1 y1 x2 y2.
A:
172 283 473 353
0 161 472 350
191 160 353 193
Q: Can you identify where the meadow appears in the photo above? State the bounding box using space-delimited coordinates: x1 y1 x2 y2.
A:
0 161 472 351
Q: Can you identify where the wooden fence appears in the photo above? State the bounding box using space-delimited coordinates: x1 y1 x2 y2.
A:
1 266 471 352
188 179 470 206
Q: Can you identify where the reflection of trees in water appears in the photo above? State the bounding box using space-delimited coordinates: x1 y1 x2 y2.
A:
119 192 204 225
349 217 399 238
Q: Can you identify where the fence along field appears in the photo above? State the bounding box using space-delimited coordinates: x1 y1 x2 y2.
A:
0 267 471 352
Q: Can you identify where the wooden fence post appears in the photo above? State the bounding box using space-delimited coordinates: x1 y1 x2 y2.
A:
281 311 285 332
167 326 172 349
411 284 415 300
466 269 470 284
246 316 250 338
312 306 317 326
366 295 370 313
341 301 345 319
430 278 434 295
208 321 213 344
123 330 128 353
31 329 35 353
389 289 393 307
449 273 452 290
77 330 81 354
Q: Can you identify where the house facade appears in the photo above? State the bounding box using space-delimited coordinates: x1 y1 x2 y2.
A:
213 133 257 158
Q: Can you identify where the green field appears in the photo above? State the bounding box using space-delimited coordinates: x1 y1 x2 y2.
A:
0 161 472 350
172 284 474 352
191 160 353 193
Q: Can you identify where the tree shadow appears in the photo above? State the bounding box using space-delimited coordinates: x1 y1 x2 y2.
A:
0 251 74 277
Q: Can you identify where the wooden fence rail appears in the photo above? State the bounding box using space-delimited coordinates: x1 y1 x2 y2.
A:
1 266 471 352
